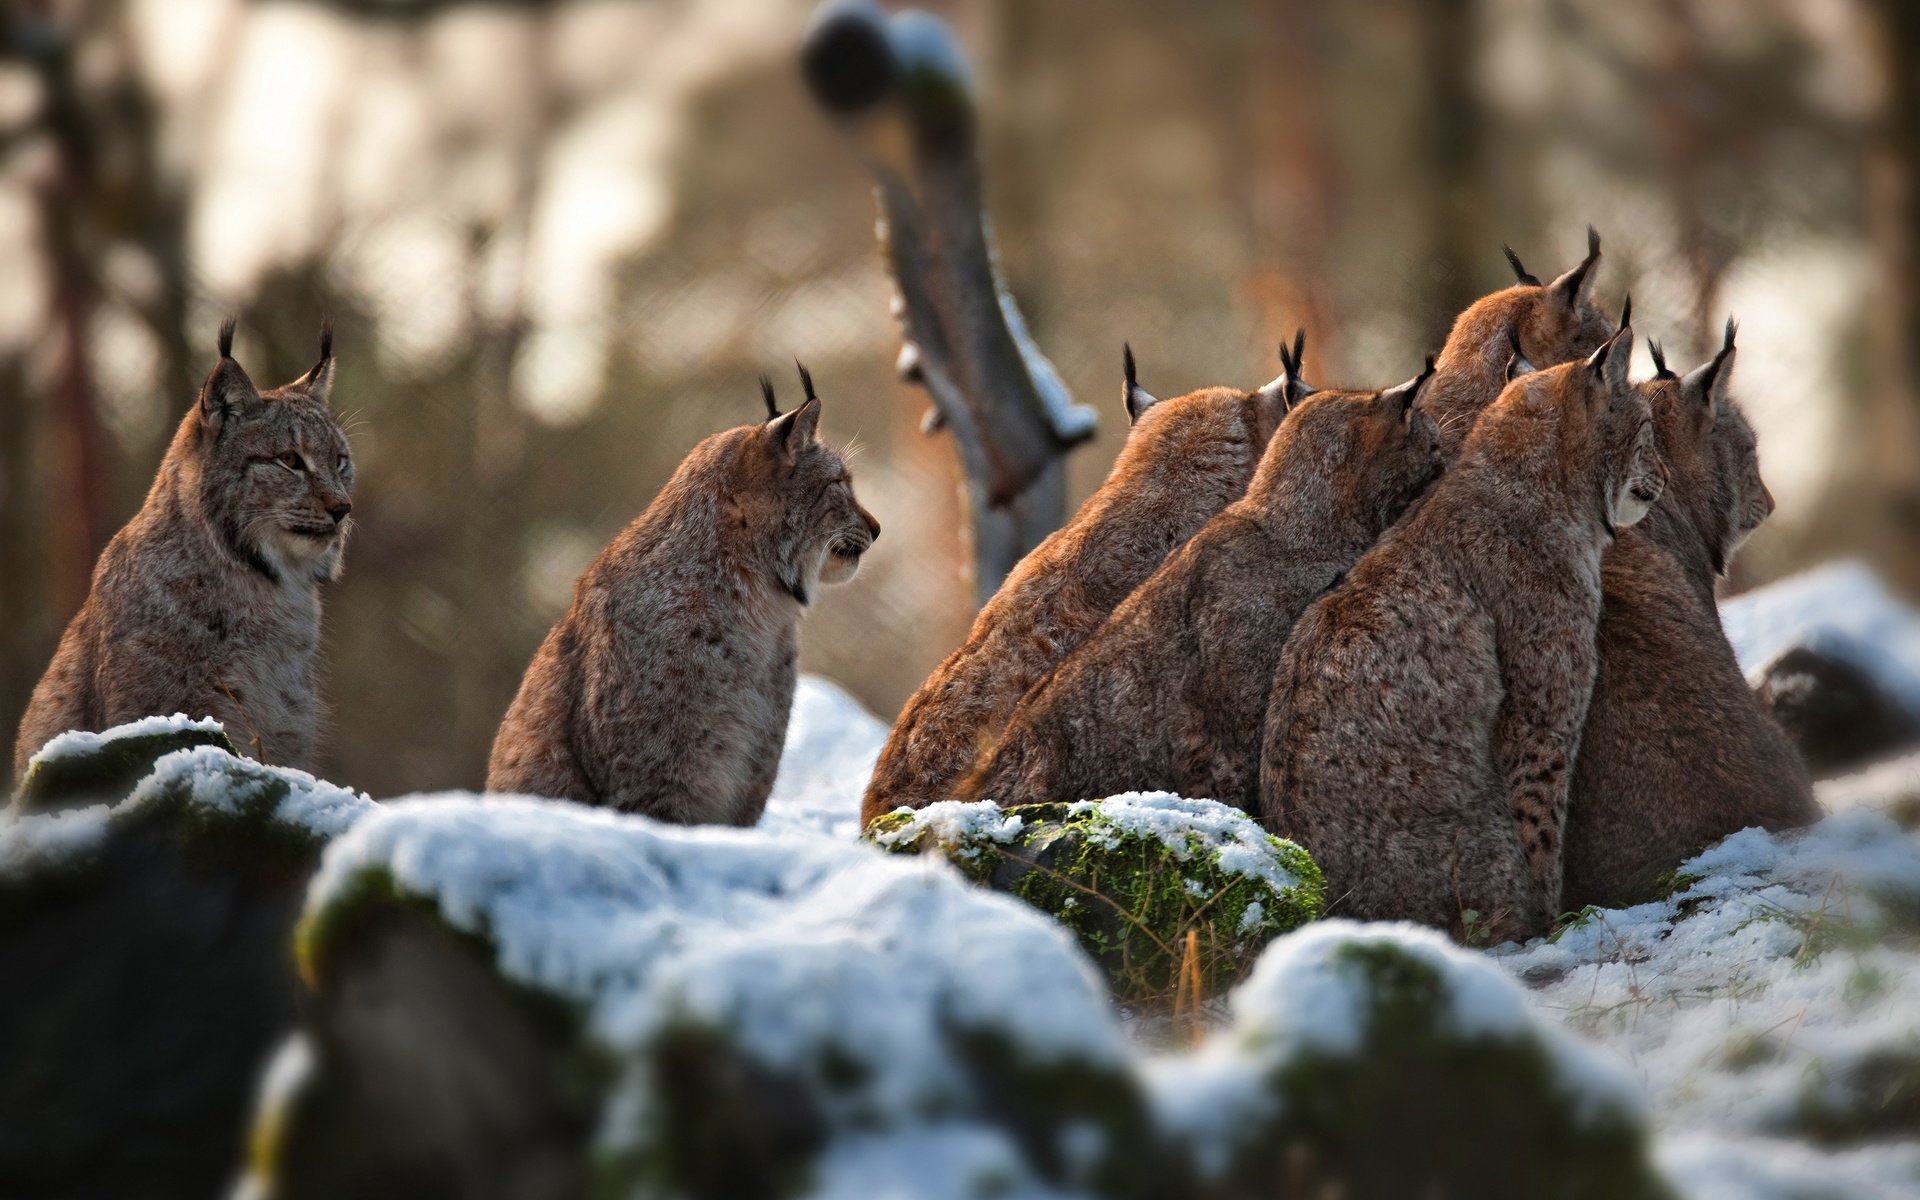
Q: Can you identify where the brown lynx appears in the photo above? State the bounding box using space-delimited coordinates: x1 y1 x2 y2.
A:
1261 328 1665 942
965 347 1441 813
486 368 879 825
860 346 1298 827
13 320 352 777
1563 324 1818 907
1424 229 1616 459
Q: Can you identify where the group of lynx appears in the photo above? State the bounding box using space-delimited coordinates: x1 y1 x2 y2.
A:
10 229 1814 943
880 228 1815 941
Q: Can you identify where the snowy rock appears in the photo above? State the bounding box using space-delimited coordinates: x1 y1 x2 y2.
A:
11 713 234 814
1150 920 1672 1200
866 794 1323 1004
251 798 1169 1200
0 737 376 1200
1753 641 1920 778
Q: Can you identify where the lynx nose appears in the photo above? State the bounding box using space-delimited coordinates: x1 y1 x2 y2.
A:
862 508 881 540
328 501 353 525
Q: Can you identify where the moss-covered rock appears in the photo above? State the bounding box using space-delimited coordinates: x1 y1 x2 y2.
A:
1791 1040 1920 1145
1155 921 1675 1200
248 798 1175 1200
0 738 373 1200
867 795 1322 1004
11 715 234 815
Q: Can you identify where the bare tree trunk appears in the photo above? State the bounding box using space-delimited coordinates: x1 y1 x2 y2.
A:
803 3 1094 604
1412 0 1486 349
1864 0 1920 595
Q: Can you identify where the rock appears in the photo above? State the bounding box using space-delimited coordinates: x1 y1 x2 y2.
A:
0 742 374 1200
11 714 235 814
1154 921 1675 1200
866 794 1323 1005
245 798 1172 1200
1754 643 1920 779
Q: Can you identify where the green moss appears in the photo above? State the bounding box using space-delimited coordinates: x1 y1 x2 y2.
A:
1216 941 1674 1199
110 751 337 866
12 724 235 815
868 801 1323 1005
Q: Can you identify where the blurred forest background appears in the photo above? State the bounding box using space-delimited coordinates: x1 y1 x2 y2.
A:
2 0 1917 797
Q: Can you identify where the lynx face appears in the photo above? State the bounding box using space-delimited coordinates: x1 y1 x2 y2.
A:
1612 417 1665 529
1646 322 1771 572
749 388 881 605
1561 327 1664 532
195 329 353 585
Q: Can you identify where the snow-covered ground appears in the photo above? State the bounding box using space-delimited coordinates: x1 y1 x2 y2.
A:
751 561 1920 1198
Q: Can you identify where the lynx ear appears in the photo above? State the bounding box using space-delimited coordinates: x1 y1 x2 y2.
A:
1682 317 1737 415
1259 327 1314 407
1547 226 1602 309
199 317 260 428
1505 328 1536 382
768 395 822 461
1585 324 1634 405
1617 293 1632 332
1121 342 1160 424
1502 243 1542 287
295 319 335 404
1383 354 1437 418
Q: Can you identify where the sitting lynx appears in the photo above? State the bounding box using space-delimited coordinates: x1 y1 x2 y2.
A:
1261 327 1664 942
13 320 352 776
967 347 1441 813
486 368 879 825
1563 323 1818 907
1424 228 1616 459
860 344 1301 826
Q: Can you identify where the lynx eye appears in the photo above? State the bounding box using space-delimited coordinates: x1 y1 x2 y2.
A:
278 452 306 472
337 455 350 474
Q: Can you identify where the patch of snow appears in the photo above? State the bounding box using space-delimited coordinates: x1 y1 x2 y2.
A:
869 799 1026 851
759 675 887 840
1722 560 1920 716
308 797 1126 1167
26 713 225 765
120 746 376 840
1659 1133 1920 1200
1068 793 1304 893
0 804 111 875
801 1126 1076 1200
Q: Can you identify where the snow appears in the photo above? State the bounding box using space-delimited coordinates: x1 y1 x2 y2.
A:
121 745 376 840
758 675 887 840
1066 793 1306 893
0 803 110 876
1722 559 1920 716
307 794 1127 1168
25 713 225 765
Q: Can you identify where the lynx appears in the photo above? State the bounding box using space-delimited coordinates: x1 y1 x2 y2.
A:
1424 228 1617 460
1562 323 1818 907
966 348 1441 813
486 367 879 825
13 320 352 776
860 344 1300 826
1261 327 1664 942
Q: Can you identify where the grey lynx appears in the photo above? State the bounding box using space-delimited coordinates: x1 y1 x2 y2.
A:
1563 323 1818 907
1262 328 1665 942
967 343 1441 813
487 368 879 825
861 345 1298 827
14 320 353 776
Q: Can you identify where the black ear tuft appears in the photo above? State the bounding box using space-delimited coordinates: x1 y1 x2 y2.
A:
760 375 780 421
1722 316 1737 354
317 317 333 365
1618 293 1632 331
1122 342 1137 392
217 316 238 360
1502 244 1542 287
1649 341 1674 379
795 359 818 404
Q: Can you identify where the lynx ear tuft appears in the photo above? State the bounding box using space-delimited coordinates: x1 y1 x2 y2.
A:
760 374 781 421
1383 354 1437 415
299 318 336 403
1262 327 1314 406
1649 340 1676 380
1682 317 1738 411
217 316 238 361
795 359 818 404
1549 226 1603 308
1502 243 1542 287
1617 293 1632 331
1121 342 1160 425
